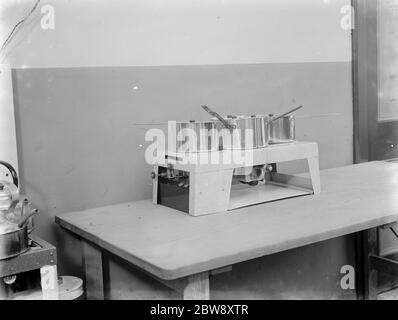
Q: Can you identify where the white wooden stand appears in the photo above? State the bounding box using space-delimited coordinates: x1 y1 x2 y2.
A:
153 142 321 216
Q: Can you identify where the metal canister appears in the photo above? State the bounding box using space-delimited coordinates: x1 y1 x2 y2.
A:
268 114 295 144
0 225 29 260
170 120 219 153
214 115 269 150
202 106 269 150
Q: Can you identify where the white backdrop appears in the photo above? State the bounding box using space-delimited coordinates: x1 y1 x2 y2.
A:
1 0 352 68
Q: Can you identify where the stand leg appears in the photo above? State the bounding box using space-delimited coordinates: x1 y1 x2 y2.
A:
82 241 105 300
182 272 210 300
189 170 233 216
0 278 8 300
307 157 321 194
40 265 59 300
355 232 365 300
152 165 159 204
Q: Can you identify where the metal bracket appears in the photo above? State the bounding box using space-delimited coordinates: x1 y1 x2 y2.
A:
370 254 398 277
210 265 232 276
379 222 397 230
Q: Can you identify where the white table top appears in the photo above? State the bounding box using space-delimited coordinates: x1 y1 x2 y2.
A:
56 161 398 280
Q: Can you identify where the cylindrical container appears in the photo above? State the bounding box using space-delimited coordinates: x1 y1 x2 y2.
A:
268 115 295 144
0 225 29 260
223 116 256 150
58 276 84 300
213 115 269 150
12 276 84 300
169 121 219 153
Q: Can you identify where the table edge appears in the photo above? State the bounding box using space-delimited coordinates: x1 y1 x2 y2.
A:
55 213 398 280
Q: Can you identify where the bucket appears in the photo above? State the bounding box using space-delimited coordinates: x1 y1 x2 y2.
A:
12 276 83 300
58 276 84 300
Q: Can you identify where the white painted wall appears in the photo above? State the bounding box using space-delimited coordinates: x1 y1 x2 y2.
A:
0 0 351 68
0 64 18 177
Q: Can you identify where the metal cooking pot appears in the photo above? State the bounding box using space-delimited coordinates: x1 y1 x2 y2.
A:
201 105 303 148
0 200 38 260
0 161 38 260
266 105 303 144
169 120 219 153
202 106 269 150
218 115 269 150
268 114 295 144
0 225 29 260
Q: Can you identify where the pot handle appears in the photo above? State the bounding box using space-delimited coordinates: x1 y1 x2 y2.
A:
269 105 303 123
201 105 236 130
18 208 38 229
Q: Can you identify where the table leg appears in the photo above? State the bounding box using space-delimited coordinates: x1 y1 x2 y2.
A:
365 228 379 300
356 228 379 300
182 272 210 300
82 240 105 300
307 157 321 194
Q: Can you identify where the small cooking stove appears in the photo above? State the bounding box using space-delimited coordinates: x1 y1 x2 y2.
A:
151 141 321 216
0 234 56 278
0 234 57 299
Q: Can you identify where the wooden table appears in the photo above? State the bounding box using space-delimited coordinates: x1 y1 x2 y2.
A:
55 161 398 300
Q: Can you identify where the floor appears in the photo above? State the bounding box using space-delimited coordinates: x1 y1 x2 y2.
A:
378 288 398 300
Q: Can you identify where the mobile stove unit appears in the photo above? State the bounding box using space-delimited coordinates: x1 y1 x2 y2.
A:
149 105 321 217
